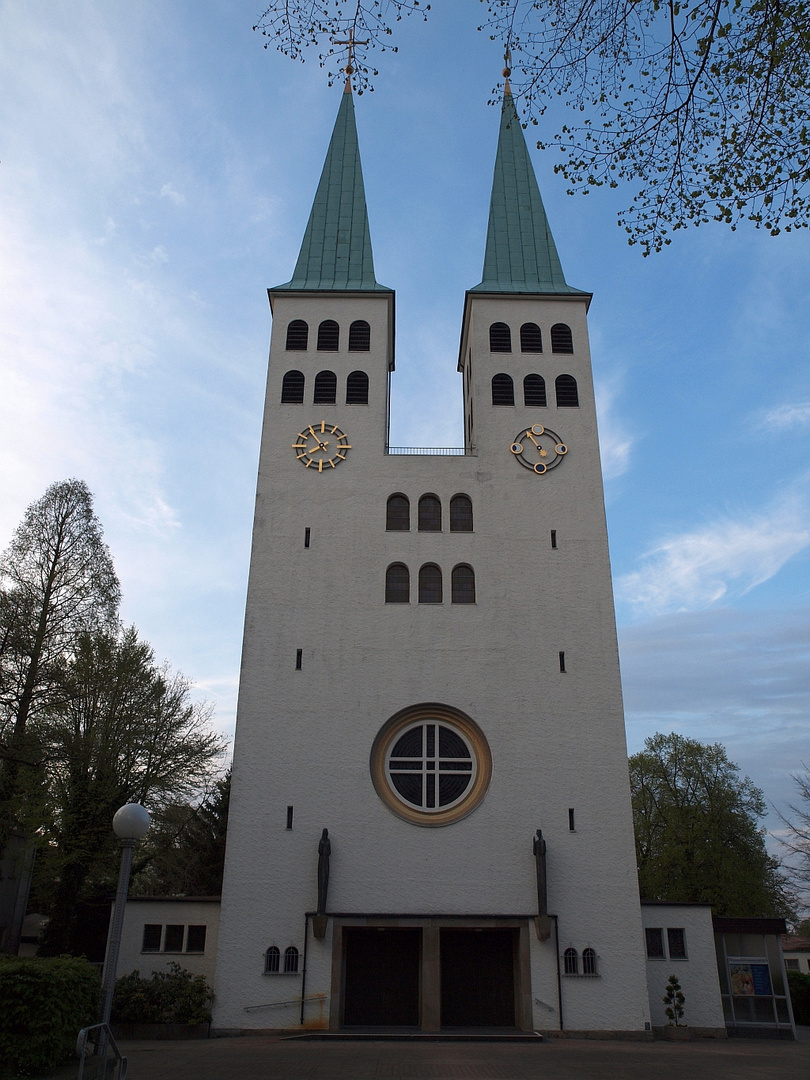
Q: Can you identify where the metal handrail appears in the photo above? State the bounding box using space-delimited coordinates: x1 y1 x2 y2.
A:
244 992 326 1012
386 447 474 456
76 1022 127 1079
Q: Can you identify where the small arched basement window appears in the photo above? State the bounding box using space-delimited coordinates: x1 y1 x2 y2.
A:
489 322 512 352
264 946 280 974
555 374 579 408
386 495 410 531
385 563 410 603
285 320 308 351
551 323 574 353
284 946 299 974
449 494 473 532
346 370 369 404
491 373 515 406
280 370 305 404
348 319 370 351
520 323 542 352
563 948 579 976
313 370 337 404
317 320 339 351
523 374 546 407
419 564 442 604
418 495 442 532
583 947 597 975
451 565 475 604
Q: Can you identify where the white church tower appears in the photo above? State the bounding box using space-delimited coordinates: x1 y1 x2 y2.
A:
213 78 651 1035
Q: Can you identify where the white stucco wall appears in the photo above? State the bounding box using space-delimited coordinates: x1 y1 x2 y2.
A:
641 903 725 1031
118 898 220 984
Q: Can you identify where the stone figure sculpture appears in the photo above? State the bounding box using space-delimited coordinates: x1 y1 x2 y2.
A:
533 828 551 941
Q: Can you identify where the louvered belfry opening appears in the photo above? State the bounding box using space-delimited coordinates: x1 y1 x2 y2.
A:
386 495 410 531
348 319 371 351
418 495 442 532
314 370 337 404
489 322 512 352
451 565 475 604
555 373 579 407
491 373 515 406
449 495 473 532
418 564 442 603
523 374 547 407
317 319 339 351
281 370 305 404
285 319 309 350
551 323 574 353
346 370 369 404
520 322 542 352
385 563 410 603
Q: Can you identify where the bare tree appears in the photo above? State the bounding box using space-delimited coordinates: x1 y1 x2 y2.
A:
779 765 810 918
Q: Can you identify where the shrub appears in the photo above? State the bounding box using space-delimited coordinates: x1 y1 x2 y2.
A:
0 956 100 1077
662 973 685 1026
787 969 810 1026
111 963 212 1025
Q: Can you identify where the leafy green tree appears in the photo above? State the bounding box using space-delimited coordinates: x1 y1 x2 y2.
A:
0 480 120 853
254 0 810 252
630 732 793 917
34 627 224 956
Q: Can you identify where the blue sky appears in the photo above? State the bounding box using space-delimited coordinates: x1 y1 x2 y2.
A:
2 2 809 879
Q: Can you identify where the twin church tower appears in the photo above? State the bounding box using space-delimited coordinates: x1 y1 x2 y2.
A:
213 77 651 1034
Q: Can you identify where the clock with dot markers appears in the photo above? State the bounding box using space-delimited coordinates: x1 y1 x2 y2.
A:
292 421 352 471
510 424 567 474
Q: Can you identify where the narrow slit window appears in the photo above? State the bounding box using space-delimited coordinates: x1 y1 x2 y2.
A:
313 370 337 404
550 530 557 549
563 948 579 975
286 806 294 829
346 370 369 404
451 565 475 604
265 946 280 974
385 563 410 603
555 374 579 408
295 649 303 670
285 320 308 351
281 370 305 404
523 374 547 407
568 808 575 831
491 373 515 406
559 651 566 673
304 528 311 549
317 320 339 351
348 320 370 351
520 322 542 352
418 564 442 604
284 945 299 973
489 322 511 352
449 494 473 532
386 494 410 531
551 323 574 353
582 948 597 975
418 494 442 532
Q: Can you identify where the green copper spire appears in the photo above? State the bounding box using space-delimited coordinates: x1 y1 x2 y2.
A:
472 90 586 294
274 87 390 292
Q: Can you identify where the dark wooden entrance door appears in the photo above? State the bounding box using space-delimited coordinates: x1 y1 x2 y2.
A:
440 928 517 1027
342 927 421 1026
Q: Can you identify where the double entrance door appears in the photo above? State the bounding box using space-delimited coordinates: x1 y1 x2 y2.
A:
341 924 521 1029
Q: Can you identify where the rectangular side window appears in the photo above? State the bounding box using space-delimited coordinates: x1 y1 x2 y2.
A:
186 925 207 953
142 924 162 952
164 924 184 952
667 927 687 959
645 927 665 958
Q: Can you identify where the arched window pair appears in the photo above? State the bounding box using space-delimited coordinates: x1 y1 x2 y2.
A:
280 370 369 405
285 319 371 352
264 945 299 974
489 322 573 354
491 373 578 408
563 947 597 976
386 494 473 532
386 564 475 604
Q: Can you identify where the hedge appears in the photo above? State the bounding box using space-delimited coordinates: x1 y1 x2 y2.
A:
787 969 810 1026
0 956 100 1077
111 963 212 1025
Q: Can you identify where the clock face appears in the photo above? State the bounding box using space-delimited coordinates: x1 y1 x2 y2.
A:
510 424 567 474
292 421 352 471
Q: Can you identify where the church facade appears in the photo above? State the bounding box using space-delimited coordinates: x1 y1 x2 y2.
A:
213 81 652 1035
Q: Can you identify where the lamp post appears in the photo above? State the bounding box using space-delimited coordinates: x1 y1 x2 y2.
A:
99 803 150 1029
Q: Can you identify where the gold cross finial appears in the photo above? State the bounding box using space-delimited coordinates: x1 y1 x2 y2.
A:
333 28 370 91
502 46 512 94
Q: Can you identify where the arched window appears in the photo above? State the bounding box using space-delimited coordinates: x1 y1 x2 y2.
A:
451 565 475 604
283 946 299 974
386 495 410 531
449 495 473 532
348 320 370 351
264 946 280 974
555 374 579 407
317 319 339 351
285 320 308 351
346 370 369 405
551 323 573 353
281 370 305 404
582 948 597 976
418 564 442 604
491 373 515 406
563 948 579 976
489 322 511 352
418 495 442 532
520 322 542 352
523 374 546 407
385 564 410 603
313 370 337 404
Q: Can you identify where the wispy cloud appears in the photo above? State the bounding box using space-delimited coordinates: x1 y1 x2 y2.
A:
617 495 810 616
160 183 185 206
763 402 810 429
594 374 634 480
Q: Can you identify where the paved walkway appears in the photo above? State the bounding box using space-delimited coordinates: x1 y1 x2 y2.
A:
107 1032 810 1080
